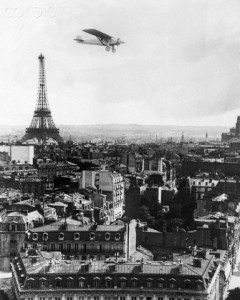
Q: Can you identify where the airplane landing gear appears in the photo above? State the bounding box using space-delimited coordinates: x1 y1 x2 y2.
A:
106 46 111 52
112 47 116 53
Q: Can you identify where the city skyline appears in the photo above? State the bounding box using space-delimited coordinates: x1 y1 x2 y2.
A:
1 0 240 127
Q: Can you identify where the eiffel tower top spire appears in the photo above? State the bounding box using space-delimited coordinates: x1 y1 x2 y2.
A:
35 53 50 112
21 54 63 144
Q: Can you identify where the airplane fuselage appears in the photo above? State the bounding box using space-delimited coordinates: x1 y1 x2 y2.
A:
75 37 118 46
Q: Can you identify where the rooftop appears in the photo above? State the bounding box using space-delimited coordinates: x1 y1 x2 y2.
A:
17 250 226 278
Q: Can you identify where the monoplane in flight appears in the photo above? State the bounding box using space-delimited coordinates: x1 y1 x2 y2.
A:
74 29 125 53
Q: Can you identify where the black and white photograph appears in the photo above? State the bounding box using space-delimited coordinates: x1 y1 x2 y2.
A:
1 0 240 299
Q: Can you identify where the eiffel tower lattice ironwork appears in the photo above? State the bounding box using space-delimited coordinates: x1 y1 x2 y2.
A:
21 54 63 143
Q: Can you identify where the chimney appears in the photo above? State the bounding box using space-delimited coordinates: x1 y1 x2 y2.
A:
178 259 183 273
140 260 144 272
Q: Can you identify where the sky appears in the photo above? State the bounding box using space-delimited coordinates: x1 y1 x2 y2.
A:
1 0 240 127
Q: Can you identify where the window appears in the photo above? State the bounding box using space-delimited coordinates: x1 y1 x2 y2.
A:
32 233 38 240
51 244 55 251
40 298 45 300
197 284 202 290
94 279 99 287
94 297 99 300
79 298 84 300
105 232 111 241
105 297 111 300
120 281 126 288
115 233 121 241
184 279 191 289
89 232 95 240
43 232 48 241
120 297 125 300
58 232 64 240
74 232 80 240
40 280 46 288
55 298 61 300
169 298 175 300
147 280 152 288
67 244 71 251
158 298 163 300
131 280 137 288
183 298 190 300
79 279 85 287
27 298 33 300
10 224 17 231
67 280 73 288
28 281 33 289
158 282 164 288
67 298 73 300
132 297 137 300
75 244 79 251
105 279 112 288
170 282 175 288
56 280 61 288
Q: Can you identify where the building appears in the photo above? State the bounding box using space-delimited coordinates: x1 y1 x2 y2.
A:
189 178 219 201
0 211 30 270
12 247 230 300
0 162 37 175
25 219 137 261
0 145 34 164
125 186 146 220
99 170 125 221
222 116 240 142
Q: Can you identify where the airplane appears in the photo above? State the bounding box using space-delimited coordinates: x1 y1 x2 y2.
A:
74 29 125 53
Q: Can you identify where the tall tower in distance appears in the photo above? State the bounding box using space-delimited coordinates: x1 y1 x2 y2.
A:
21 54 63 144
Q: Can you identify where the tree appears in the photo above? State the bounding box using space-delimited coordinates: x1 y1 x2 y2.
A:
226 288 240 300
138 205 152 222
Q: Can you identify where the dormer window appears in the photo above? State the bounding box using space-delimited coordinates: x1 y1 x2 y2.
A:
157 278 164 288
10 223 17 231
39 277 46 288
78 277 85 288
67 277 74 288
93 277 100 287
58 232 64 241
169 278 176 289
43 233 48 241
74 232 80 241
131 278 138 288
89 232 95 241
27 278 34 289
146 278 153 288
105 277 112 288
55 277 62 288
115 233 121 241
32 233 38 241
120 277 127 288
184 279 191 289
105 233 111 241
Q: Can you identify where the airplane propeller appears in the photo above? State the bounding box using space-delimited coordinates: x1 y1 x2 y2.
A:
116 38 125 45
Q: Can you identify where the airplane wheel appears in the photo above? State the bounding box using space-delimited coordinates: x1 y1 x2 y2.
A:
106 46 111 52
112 48 116 53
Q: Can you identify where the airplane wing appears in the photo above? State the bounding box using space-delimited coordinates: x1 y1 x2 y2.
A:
83 29 112 41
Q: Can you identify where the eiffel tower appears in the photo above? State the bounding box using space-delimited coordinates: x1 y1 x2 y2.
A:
21 54 63 144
